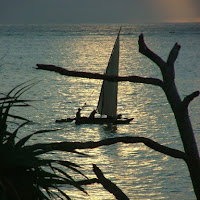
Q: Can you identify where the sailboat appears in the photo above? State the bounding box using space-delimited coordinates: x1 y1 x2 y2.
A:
56 28 133 124
74 28 134 125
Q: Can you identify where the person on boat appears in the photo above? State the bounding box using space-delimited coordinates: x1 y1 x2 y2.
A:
89 109 97 118
117 114 122 119
76 108 81 120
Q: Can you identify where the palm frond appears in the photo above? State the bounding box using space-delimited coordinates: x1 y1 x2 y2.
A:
16 129 60 149
57 188 71 200
0 81 88 199
5 121 29 145
50 166 74 182
7 113 31 122
56 160 81 169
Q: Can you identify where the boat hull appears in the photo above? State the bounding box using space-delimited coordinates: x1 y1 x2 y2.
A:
55 118 75 123
75 117 134 125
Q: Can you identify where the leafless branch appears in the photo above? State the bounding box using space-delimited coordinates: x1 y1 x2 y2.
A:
138 34 166 75
36 64 163 87
77 165 130 199
165 43 181 80
182 91 200 109
77 178 99 185
24 136 188 162
138 34 181 82
167 43 181 66
93 164 129 200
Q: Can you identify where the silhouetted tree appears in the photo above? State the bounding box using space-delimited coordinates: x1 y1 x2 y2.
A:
36 34 200 199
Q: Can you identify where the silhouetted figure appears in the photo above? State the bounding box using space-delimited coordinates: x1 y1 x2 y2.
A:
117 114 122 119
76 108 81 120
89 110 97 118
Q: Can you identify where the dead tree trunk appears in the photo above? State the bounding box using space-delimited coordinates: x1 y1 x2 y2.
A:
36 34 200 199
138 34 200 199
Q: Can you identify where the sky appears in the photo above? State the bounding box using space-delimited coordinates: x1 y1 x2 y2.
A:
1 0 200 24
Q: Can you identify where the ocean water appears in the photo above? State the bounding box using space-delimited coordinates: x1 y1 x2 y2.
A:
0 23 200 199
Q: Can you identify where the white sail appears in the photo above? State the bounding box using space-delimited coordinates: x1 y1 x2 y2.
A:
97 30 120 118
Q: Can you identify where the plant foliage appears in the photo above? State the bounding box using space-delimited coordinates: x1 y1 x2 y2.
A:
0 82 87 200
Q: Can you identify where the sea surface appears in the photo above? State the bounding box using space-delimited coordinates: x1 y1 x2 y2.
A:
0 23 200 199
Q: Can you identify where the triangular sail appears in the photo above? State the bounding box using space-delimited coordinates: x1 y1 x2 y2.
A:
97 29 120 117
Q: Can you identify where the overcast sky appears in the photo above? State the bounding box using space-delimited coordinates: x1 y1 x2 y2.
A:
1 0 200 24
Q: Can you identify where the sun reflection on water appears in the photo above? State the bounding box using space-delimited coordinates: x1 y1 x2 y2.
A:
3 25 198 199
35 32 190 199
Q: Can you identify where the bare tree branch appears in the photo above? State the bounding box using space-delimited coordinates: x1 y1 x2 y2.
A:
36 64 163 87
35 33 200 198
138 34 181 82
165 43 181 80
138 34 200 198
138 34 166 75
167 43 181 66
77 178 99 185
77 166 130 199
24 136 188 162
182 91 200 109
93 164 130 200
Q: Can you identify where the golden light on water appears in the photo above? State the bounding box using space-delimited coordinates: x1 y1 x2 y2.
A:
31 28 197 199
1 22 199 200
60 35 116 73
